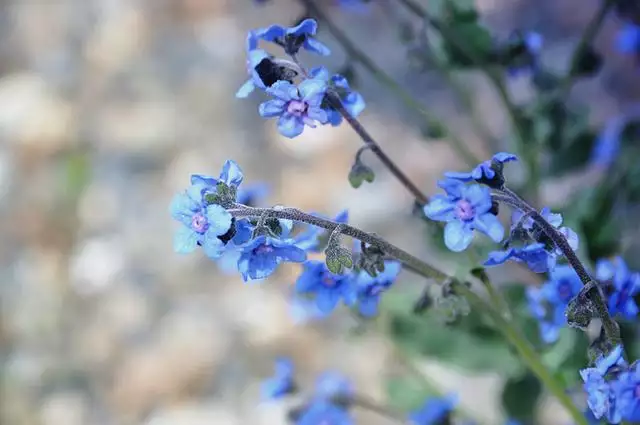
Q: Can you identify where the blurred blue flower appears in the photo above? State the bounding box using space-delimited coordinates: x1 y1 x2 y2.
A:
289 294 331 324
444 152 517 188
309 66 365 126
507 31 543 76
237 183 270 206
238 235 307 281
596 257 640 319
424 180 504 252
259 79 329 138
581 345 626 423
170 184 233 258
314 372 353 401
591 116 625 168
616 22 640 55
526 265 582 343
295 261 355 313
485 242 556 273
255 19 331 56
349 261 401 317
296 400 353 425
613 361 640 423
408 394 458 425
262 357 295 399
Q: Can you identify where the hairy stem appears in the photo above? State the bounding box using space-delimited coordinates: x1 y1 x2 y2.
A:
298 0 480 167
230 205 447 280
496 188 621 345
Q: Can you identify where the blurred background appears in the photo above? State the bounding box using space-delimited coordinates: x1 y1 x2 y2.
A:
1 0 638 424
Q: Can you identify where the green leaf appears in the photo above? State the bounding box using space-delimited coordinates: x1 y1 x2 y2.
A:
501 372 542 422
325 246 353 274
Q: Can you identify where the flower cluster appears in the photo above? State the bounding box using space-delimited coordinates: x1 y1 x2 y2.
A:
237 19 365 138
262 358 458 425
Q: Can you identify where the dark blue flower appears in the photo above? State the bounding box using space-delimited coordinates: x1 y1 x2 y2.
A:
296 400 353 425
349 261 401 317
309 66 365 126
485 242 556 273
408 394 458 425
581 345 627 423
424 180 504 252
255 19 331 57
617 22 640 55
512 207 579 254
238 235 307 281
444 152 517 188
170 184 234 258
295 261 355 313
314 372 353 401
596 257 640 319
262 357 295 399
526 265 582 343
259 79 329 138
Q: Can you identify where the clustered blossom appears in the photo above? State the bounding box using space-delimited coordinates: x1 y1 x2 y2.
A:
580 345 640 423
596 257 640 320
237 19 365 138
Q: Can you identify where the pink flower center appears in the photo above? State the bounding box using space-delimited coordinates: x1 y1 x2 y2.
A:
287 100 308 116
191 213 207 233
454 199 475 221
322 276 336 287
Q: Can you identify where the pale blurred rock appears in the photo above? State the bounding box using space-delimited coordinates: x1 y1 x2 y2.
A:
0 147 15 206
40 392 88 425
77 181 121 232
70 236 126 295
0 73 76 154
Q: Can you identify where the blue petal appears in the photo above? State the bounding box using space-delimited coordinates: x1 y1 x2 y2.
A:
493 152 518 163
443 171 474 182
205 204 233 236
232 219 253 245
558 226 579 251
299 78 327 103
307 106 328 124
174 226 199 253
316 289 340 313
484 249 515 267
358 297 379 317
309 66 330 81
596 259 616 281
277 114 305 138
259 99 287 117
273 243 307 263
267 80 299 102
423 196 456 221
170 192 199 224
255 24 286 42
236 79 256 98
437 178 465 198
288 18 317 36
473 213 504 243
246 31 259 51
616 24 640 54
463 184 491 209
540 207 563 228
190 174 217 187
202 230 226 259
444 220 474 252
220 159 244 188
303 38 331 56
344 92 365 117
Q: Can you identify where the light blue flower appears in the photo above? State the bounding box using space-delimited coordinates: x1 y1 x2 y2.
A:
309 66 365 126
238 235 307 281
348 261 401 317
170 184 233 258
617 22 640 54
262 357 295 399
259 79 329 138
444 152 517 188
295 261 354 313
581 345 627 423
424 180 504 252
485 242 556 273
190 159 244 195
296 400 353 425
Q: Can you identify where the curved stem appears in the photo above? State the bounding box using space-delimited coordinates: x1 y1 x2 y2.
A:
328 93 430 205
229 205 448 280
298 0 480 167
496 188 621 345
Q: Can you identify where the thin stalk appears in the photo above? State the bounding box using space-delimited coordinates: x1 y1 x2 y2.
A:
298 0 481 167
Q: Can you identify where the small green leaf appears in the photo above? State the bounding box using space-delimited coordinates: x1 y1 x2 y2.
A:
325 246 353 274
501 372 542 421
348 161 375 189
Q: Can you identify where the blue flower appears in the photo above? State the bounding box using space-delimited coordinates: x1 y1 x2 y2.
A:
526 266 582 343
349 261 401 317
507 32 543 76
408 394 458 425
591 116 625 168
295 261 355 313
581 345 627 423
309 66 365 126
596 257 640 319
259 79 329 138
237 235 307 281
424 180 504 252
262 357 295 399
236 47 283 98
613 361 640 422
485 242 556 273
616 22 640 55
255 19 331 56
444 152 517 188
190 159 244 196
170 184 234 258
512 207 579 254
289 294 331 323
296 400 353 425
314 372 353 401
237 183 269 206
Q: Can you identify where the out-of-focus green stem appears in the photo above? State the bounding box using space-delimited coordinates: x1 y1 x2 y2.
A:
298 0 480 167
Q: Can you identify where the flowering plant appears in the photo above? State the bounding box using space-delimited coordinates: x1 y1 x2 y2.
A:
172 1 640 423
